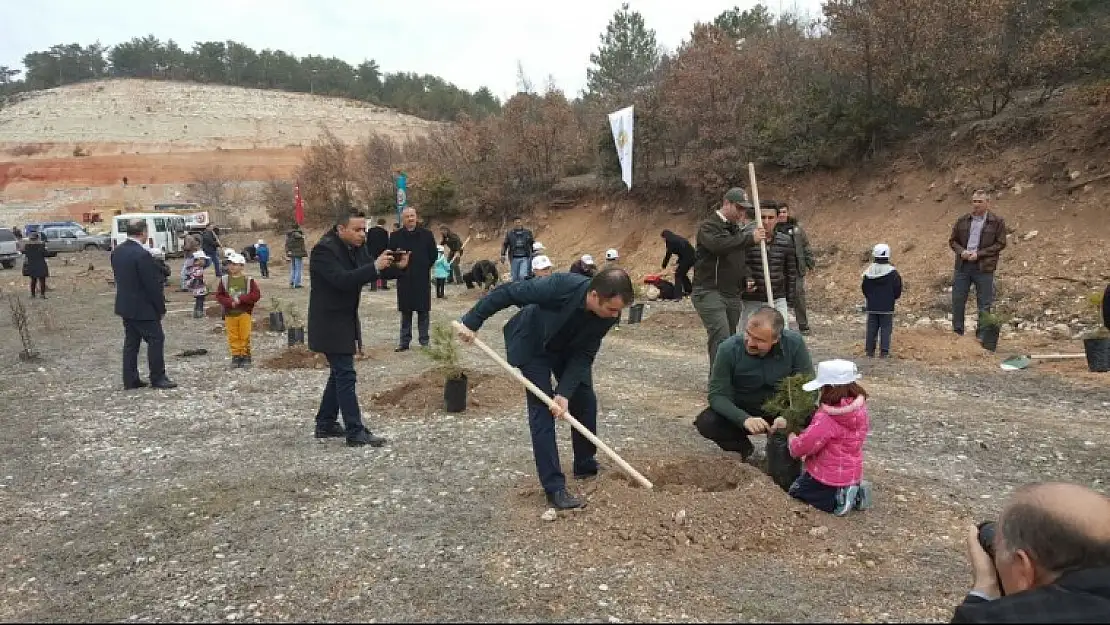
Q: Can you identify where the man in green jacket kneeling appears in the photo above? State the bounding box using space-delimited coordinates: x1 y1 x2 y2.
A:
694 306 815 460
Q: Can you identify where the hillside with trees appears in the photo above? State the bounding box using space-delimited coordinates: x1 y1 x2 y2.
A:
0 36 501 122
276 0 1110 227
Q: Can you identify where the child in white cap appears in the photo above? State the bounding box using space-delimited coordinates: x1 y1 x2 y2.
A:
787 359 872 516
254 239 270 278
530 254 553 278
861 243 903 358
433 245 451 299
216 253 261 367
570 254 597 277
187 251 210 318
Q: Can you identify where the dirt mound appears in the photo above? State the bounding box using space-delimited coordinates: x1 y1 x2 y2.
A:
369 369 522 414
262 346 326 370
851 326 995 363
514 455 823 558
640 310 701 330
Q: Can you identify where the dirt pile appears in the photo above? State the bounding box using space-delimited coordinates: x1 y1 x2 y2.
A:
640 310 701 330
852 327 996 363
369 369 522 414
262 345 326 370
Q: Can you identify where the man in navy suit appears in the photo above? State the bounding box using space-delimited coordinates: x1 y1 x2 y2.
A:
456 268 634 510
111 219 178 390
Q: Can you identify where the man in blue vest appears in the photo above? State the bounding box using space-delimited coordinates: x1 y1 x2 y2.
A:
456 268 634 510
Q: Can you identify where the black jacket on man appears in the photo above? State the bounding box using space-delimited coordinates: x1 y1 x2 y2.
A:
692 213 755 296
501 227 534 259
461 273 616 400
741 226 798 304
661 230 695 268
111 239 167 321
200 229 221 256
386 226 438 313
366 225 390 260
22 240 49 278
463 260 499 289
950 567 1110 623
307 229 380 355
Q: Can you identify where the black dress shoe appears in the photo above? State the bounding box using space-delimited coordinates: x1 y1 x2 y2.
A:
546 489 585 510
394 346 409 353
123 380 149 390
151 378 178 389
314 423 346 439
346 430 387 447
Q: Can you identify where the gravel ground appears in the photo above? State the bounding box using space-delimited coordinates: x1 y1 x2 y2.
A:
1 255 1108 623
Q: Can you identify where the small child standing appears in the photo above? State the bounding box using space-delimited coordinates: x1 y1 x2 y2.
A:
861 243 903 358
255 239 270 278
433 245 451 299
215 253 261 367
187 251 210 318
787 359 872 516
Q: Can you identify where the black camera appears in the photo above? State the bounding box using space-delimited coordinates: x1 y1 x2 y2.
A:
977 521 997 559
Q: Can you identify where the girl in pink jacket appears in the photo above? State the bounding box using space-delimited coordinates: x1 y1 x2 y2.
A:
787 359 873 516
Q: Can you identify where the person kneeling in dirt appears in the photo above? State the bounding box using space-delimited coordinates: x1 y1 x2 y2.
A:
569 254 597 278
456 268 634 510
695 307 814 462
463 259 500 291
788 360 871 516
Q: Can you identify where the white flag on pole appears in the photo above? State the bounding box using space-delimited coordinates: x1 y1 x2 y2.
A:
608 105 634 190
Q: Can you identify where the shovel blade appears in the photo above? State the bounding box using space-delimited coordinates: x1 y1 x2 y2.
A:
1000 355 1031 371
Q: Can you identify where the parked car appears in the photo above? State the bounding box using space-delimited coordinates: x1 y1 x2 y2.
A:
40 226 111 256
0 228 18 269
24 221 82 238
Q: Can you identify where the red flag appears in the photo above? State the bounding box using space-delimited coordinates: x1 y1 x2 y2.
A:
293 182 304 225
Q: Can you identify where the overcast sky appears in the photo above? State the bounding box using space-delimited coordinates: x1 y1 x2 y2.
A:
0 0 824 99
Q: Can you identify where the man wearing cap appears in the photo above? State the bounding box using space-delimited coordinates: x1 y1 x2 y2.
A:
570 255 597 277
949 189 1007 340
602 248 620 271
691 187 765 370
501 217 535 282
694 307 814 461
775 203 815 334
530 255 553 278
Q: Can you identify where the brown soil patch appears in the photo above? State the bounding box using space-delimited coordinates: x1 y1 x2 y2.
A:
262 346 326 370
368 369 522 414
640 310 701 330
851 326 995 363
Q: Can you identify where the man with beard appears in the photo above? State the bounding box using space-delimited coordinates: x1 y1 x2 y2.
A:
694 307 814 462
386 207 439 351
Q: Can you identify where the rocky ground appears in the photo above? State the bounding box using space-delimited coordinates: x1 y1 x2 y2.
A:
1 253 1108 623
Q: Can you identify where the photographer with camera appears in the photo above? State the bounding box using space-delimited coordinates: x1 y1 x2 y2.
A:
953 482 1110 623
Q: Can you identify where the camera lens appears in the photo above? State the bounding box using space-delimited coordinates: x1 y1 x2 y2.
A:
978 521 997 559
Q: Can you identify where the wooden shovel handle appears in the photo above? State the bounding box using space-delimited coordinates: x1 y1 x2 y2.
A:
747 163 775 307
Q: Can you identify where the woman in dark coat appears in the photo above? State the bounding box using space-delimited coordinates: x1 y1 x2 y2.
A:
22 233 50 298
385 208 438 351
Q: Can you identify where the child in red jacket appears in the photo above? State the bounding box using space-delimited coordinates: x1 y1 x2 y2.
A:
215 253 261 368
788 359 872 516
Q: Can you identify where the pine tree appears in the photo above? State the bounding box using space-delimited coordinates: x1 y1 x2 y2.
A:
761 373 818 434
586 3 660 103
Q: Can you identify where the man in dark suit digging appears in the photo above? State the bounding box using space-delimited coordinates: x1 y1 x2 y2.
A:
455 268 635 510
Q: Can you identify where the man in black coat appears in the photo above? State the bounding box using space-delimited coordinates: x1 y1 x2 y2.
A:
200 223 223 277
386 207 438 351
111 219 177 390
457 268 635 510
660 229 696 298
463 259 499 291
309 212 398 447
366 218 390 291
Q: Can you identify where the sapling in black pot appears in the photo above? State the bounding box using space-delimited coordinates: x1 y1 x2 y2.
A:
977 311 1008 352
268 296 285 332
427 322 468 412
761 373 818 492
1082 291 1110 373
285 304 305 346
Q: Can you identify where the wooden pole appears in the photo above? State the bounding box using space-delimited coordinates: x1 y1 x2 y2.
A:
452 321 654 490
747 162 775 307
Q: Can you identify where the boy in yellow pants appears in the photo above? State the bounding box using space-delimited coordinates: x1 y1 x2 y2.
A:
215 253 261 368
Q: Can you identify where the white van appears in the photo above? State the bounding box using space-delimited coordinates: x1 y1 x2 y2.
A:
111 213 187 257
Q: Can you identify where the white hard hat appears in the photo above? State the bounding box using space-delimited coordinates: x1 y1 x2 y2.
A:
228 253 246 265
581 254 595 265
532 241 545 252
223 248 234 258
872 243 891 259
531 255 553 271
192 251 209 260
256 239 265 246
605 248 619 261
437 245 445 252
